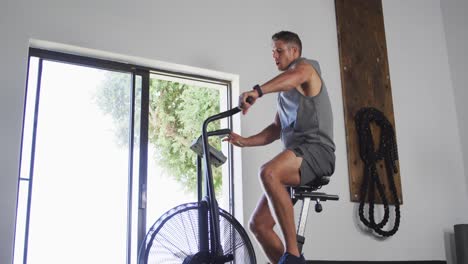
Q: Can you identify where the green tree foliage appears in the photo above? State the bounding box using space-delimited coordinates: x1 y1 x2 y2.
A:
94 73 136 148
95 73 222 195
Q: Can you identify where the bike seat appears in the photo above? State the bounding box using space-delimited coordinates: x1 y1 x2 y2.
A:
290 176 338 203
294 176 330 192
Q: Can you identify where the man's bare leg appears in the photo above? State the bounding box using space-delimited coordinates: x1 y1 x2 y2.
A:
249 195 284 263
260 150 302 258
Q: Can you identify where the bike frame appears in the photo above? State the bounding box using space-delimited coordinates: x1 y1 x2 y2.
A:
197 106 242 258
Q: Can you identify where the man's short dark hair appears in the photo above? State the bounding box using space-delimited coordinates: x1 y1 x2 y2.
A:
272 31 302 55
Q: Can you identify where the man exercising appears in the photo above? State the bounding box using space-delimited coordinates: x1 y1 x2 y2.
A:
225 31 335 264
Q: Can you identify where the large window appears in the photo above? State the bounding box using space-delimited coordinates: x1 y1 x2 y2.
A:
14 48 235 264
145 72 231 231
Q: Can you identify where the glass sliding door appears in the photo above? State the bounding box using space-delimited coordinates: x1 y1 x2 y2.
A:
144 72 231 232
17 57 140 264
14 49 234 264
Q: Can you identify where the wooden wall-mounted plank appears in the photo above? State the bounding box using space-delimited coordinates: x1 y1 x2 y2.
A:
335 0 402 204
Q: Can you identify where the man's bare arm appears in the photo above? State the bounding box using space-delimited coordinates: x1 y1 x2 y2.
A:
260 61 313 94
239 61 316 114
225 113 281 147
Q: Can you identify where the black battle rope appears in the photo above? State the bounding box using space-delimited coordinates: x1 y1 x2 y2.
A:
355 107 400 237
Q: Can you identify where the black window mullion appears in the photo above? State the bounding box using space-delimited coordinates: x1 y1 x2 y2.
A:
22 57 44 264
226 83 235 216
137 69 150 256
29 48 135 73
126 71 137 264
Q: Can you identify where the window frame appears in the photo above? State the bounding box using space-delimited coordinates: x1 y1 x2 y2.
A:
14 47 237 264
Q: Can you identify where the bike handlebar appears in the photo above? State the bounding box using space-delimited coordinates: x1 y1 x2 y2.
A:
202 96 254 133
207 129 232 137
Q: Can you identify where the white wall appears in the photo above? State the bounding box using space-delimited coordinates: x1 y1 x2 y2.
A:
441 0 468 207
1 0 467 263
440 1 468 262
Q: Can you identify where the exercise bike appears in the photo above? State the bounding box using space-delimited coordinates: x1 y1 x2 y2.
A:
138 103 256 263
138 100 339 263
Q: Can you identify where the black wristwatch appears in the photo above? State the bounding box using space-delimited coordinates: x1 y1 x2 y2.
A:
253 84 263 97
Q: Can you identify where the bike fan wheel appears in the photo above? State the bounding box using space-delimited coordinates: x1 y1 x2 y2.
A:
139 202 256 263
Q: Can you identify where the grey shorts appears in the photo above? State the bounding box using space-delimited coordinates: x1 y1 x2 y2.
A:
289 143 335 186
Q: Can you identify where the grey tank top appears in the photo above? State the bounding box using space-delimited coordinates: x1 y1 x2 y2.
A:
277 58 335 151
